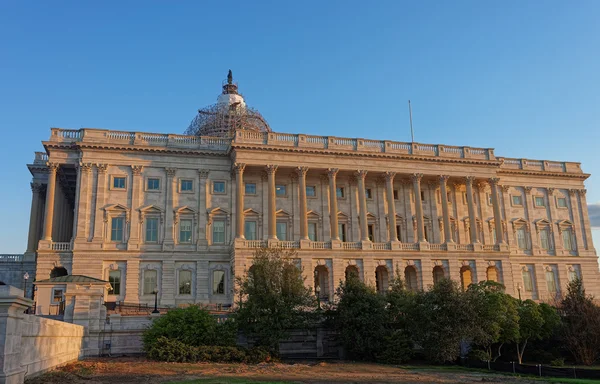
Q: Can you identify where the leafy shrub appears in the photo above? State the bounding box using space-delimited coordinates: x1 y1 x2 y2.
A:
142 306 237 351
147 336 271 363
376 329 412 364
550 358 565 367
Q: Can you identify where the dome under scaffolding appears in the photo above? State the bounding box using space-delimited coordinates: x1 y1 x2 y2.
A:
184 70 271 138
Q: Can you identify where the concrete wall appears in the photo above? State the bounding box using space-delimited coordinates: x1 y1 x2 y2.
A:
0 286 84 384
0 260 36 299
103 314 155 354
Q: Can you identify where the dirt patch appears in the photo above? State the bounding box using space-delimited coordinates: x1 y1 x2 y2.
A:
26 357 547 384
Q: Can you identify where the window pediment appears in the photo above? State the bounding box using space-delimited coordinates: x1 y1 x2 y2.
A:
139 204 163 214
276 209 292 217
175 205 195 215
307 210 320 219
208 207 229 216
105 203 128 212
243 208 261 216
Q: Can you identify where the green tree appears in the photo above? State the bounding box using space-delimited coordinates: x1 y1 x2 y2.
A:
560 279 600 365
334 275 388 361
467 281 519 361
408 278 477 363
234 247 314 354
142 306 236 351
515 299 559 364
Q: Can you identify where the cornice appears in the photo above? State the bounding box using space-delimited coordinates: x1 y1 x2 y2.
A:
497 169 589 180
43 142 231 157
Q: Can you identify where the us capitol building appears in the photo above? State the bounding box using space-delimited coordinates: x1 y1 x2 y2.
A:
23 71 599 307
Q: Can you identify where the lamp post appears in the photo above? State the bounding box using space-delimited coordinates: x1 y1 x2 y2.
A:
23 272 29 298
315 284 321 310
516 284 522 301
152 287 160 314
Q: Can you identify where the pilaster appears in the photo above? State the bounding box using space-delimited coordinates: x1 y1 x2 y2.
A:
355 170 369 242
127 165 143 249
197 170 209 248
163 168 176 250
578 189 595 253
233 163 246 239
74 163 92 244
465 176 479 244
568 189 584 253
266 165 278 240
124 260 140 303
296 167 309 240
161 260 175 306
411 173 426 243
327 168 340 240
91 164 108 244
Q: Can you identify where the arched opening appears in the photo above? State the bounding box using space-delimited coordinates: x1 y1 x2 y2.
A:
375 265 389 294
404 266 418 291
460 266 472 291
50 267 68 278
432 266 445 285
345 265 360 281
314 265 329 301
486 266 498 282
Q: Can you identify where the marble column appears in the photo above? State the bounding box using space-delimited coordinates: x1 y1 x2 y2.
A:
128 165 143 248
524 186 538 250
328 168 340 241
266 165 278 240
197 170 209 247
163 168 177 247
75 163 92 242
411 173 426 242
296 167 309 240
42 162 59 241
546 188 560 253
439 175 453 243
355 170 369 241
92 164 108 243
569 189 584 252
465 176 479 244
385 172 398 242
27 183 43 252
489 177 505 244
233 163 246 239
499 184 511 245
578 189 594 252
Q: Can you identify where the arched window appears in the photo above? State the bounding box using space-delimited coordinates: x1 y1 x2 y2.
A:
460 266 472 291
314 265 330 300
486 266 498 282
404 266 418 291
50 267 68 278
375 265 389 293
345 265 360 280
432 266 445 285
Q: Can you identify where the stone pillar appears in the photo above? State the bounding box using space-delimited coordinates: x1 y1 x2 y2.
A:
92 164 108 243
27 183 44 253
127 165 143 249
465 176 479 244
499 184 511 245
161 260 175 306
266 165 278 240
546 188 561 253
74 163 92 243
328 168 340 241
524 186 538 251
489 178 505 244
411 173 426 242
569 189 584 252
42 162 59 242
384 172 398 242
124 260 140 303
197 170 209 247
439 175 453 244
163 168 177 249
296 167 309 241
355 170 369 242
578 189 595 252
0 286 33 384
234 163 246 239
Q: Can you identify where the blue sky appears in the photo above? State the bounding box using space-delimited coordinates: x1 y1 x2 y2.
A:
0 1 598 253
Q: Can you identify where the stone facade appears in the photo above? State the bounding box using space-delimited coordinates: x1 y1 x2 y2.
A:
23 78 599 307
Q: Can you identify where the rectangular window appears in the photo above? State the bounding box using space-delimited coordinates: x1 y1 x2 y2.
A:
276 222 287 240
562 229 573 251
111 217 124 242
180 179 193 192
52 289 64 303
367 224 374 241
568 268 579 282
113 176 126 189
447 192 452 203
517 228 528 250
178 270 192 295
143 270 157 295
546 270 557 293
540 228 550 250
339 223 346 242
487 193 493 206
276 185 286 196
109 270 121 295
366 188 373 199
336 187 345 198
396 225 402 242
306 186 316 197
557 197 568 208
512 195 523 206
535 196 545 207
213 270 225 294
522 269 533 292
393 190 399 200
245 183 256 195
179 219 192 243
420 191 425 201
424 226 429 242
245 221 257 240
212 220 225 243
145 218 159 243
492 227 497 244
147 178 160 191
213 181 225 194
308 222 317 241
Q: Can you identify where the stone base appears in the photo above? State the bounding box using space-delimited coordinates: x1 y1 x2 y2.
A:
360 240 372 250
37 240 52 251
418 241 430 250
